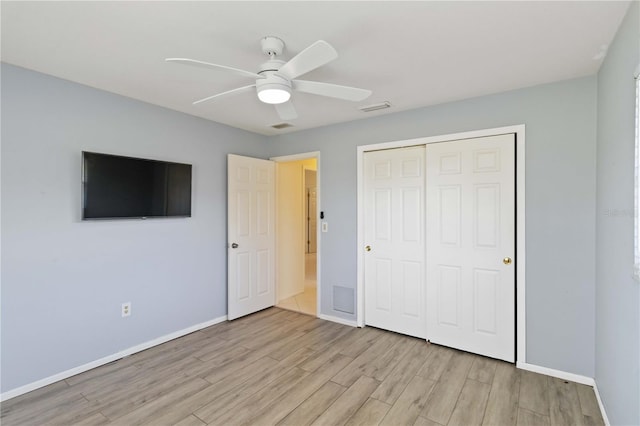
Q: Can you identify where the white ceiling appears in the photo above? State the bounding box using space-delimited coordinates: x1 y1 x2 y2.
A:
1 1 630 136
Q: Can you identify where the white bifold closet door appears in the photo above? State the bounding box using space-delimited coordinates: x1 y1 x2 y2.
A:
364 146 427 339
363 134 515 362
425 134 515 362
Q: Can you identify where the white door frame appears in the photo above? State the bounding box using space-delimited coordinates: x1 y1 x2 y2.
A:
303 166 317 254
356 125 526 363
271 151 321 317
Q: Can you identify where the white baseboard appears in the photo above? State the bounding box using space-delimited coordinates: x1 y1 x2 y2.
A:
318 313 358 328
516 361 594 386
0 315 227 402
593 381 611 426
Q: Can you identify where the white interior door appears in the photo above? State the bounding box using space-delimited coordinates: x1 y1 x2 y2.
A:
228 154 275 320
426 134 515 362
364 146 426 339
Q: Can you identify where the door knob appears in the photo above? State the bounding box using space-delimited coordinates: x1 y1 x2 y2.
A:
365 245 371 252
503 257 512 265
231 243 239 249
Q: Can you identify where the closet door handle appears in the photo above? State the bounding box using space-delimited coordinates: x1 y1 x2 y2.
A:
231 243 239 249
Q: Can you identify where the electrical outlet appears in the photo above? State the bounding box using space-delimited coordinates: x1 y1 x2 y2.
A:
122 302 131 317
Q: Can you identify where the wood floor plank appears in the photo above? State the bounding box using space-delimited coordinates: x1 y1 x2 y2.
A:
370 338 419 381
299 328 361 372
278 381 347 426
519 370 550 416
73 411 111 426
204 367 309 426
81 354 203 404
200 343 252 366
127 331 222 369
312 376 380 426
447 379 491 426
482 362 520 426
133 358 287 426
272 319 337 352
344 398 391 426
189 334 250 362
210 311 291 343
239 316 309 350
3 393 98 426
331 332 398 387
268 321 349 361
413 416 444 426
31 396 101 426
548 377 584 426
64 361 141 388
173 414 206 426
421 351 474 424
156 357 278 420
194 348 314 423
245 354 353 425
468 357 499 384
294 317 334 333
1 380 74 419
379 375 436 426
307 323 354 352
231 319 304 349
517 408 551 426
339 327 388 358
197 329 307 383
371 340 433 404
576 384 604 425
416 345 454 381
106 378 211 425
1 385 88 426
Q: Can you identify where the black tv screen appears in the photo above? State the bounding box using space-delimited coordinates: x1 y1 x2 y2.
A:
82 152 192 220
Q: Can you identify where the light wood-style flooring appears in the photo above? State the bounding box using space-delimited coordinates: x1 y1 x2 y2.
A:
1 308 604 426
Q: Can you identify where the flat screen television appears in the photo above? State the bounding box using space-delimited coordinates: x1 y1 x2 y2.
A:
82 151 192 220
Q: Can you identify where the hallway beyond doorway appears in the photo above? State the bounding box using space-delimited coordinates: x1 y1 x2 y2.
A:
277 253 317 316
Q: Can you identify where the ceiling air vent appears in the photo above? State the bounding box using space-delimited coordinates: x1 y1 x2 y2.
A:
271 123 294 130
358 101 391 112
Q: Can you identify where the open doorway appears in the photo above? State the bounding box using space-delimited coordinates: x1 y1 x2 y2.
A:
274 156 319 316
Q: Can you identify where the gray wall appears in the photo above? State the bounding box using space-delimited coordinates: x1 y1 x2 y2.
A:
595 2 640 425
1 62 604 393
0 64 269 393
269 76 598 378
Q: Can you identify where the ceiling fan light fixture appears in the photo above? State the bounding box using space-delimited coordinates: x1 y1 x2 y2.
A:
257 82 291 104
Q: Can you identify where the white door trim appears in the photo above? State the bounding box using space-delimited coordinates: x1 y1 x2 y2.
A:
271 151 321 317
356 125 526 363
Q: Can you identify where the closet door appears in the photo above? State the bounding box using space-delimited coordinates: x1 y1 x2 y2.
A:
364 146 426 338
425 134 515 362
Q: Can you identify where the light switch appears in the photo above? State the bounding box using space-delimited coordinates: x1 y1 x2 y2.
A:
321 222 328 233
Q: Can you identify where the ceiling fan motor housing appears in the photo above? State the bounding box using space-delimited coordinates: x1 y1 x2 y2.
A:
261 36 285 57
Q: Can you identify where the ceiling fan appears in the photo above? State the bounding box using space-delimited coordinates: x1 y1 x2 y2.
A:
166 36 372 121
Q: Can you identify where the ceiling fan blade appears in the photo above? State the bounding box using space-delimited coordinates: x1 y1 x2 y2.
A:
166 58 263 80
276 40 338 80
275 101 298 121
193 84 256 105
293 80 372 102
